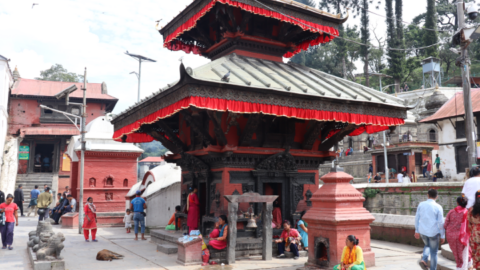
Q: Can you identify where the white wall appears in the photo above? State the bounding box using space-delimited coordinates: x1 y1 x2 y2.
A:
145 182 181 229
0 60 12 179
436 117 474 181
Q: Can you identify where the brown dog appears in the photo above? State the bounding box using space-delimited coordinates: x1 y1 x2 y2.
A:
96 249 124 261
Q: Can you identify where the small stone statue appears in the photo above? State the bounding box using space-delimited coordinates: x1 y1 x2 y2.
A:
36 232 65 261
27 221 56 253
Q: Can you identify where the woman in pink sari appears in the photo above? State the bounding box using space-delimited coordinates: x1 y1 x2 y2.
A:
187 185 199 233
208 215 228 250
444 196 472 270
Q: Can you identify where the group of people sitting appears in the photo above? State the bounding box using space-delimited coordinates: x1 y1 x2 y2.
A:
50 191 76 225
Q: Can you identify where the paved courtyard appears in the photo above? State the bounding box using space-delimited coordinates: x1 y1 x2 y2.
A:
1 217 448 270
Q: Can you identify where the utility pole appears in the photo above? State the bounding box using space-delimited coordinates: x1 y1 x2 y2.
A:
78 68 87 234
383 131 389 183
456 1 478 167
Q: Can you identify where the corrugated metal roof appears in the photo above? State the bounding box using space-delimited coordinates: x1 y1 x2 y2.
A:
116 54 406 119
12 78 118 100
420 89 480 123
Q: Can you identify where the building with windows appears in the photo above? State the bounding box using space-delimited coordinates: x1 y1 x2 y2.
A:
9 73 118 208
420 88 480 180
0 55 13 193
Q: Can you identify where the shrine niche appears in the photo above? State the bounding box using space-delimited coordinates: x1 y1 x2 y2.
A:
111 0 407 245
104 174 114 187
123 179 128 187
89 178 96 187
105 193 113 201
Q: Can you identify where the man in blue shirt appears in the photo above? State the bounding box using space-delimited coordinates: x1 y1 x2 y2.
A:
415 189 445 270
27 185 41 217
130 190 147 241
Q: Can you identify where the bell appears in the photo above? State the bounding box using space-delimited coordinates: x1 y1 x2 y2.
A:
246 215 257 228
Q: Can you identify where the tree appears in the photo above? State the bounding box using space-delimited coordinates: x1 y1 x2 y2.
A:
423 0 438 57
385 0 405 93
35 64 84 82
139 141 167 160
360 0 370 86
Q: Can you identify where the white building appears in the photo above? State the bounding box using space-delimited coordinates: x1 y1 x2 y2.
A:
421 89 480 180
126 161 181 229
0 56 13 191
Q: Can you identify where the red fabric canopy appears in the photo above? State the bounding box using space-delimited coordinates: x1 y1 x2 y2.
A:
163 0 338 58
113 96 404 143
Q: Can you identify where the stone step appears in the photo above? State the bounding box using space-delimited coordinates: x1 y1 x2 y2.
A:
429 253 456 270
157 244 178 254
441 244 455 261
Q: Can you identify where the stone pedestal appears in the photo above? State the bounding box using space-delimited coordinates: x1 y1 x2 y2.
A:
303 167 375 268
176 237 202 266
61 213 78 229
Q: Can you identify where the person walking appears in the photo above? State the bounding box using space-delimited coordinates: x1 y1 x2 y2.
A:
37 187 52 221
427 161 432 180
367 164 373 183
0 194 19 250
13 185 24 217
187 185 199 233
27 185 40 217
415 189 445 270
468 190 480 269
462 166 480 209
422 159 429 178
411 172 417 183
444 196 472 270
434 154 441 171
130 190 147 241
83 197 98 242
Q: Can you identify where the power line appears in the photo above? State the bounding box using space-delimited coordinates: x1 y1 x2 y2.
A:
350 2 449 33
252 0 444 52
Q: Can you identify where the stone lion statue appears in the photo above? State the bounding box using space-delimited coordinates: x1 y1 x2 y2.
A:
36 232 65 261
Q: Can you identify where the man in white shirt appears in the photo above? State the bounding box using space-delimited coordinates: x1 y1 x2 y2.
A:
397 172 404 183
462 166 480 209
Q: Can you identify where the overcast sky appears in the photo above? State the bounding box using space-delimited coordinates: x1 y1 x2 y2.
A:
0 0 425 114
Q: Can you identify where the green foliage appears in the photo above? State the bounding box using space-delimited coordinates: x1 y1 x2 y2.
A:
360 0 370 86
293 0 316 7
363 187 380 198
139 141 168 160
35 64 84 82
423 0 438 57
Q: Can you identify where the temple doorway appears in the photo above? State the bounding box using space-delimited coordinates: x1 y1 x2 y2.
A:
199 182 207 218
34 143 54 173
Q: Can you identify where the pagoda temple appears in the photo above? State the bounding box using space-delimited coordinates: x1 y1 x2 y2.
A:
112 0 407 238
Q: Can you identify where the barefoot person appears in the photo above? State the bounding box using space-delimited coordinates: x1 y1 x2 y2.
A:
83 197 98 242
208 215 228 250
130 190 147 240
274 220 301 260
333 235 365 270
0 194 19 250
415 189 445 270
444 196 472 270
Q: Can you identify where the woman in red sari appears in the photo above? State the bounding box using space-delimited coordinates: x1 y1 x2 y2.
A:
272 200 282 229
444 196 472 270
208 215 228 250
82 197 98 242
187 185 199 233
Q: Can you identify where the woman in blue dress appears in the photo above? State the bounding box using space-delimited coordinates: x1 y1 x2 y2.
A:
297 210 308 251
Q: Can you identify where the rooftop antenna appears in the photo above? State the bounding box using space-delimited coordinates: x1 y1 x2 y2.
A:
125 51 156 102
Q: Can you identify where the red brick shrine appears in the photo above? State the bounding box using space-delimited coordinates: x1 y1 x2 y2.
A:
111 0 407 261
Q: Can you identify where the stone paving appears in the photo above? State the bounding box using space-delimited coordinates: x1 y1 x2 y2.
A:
1 216 452 270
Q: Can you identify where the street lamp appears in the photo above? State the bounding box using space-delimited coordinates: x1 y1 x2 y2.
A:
125 51 156 102
40 68 88 234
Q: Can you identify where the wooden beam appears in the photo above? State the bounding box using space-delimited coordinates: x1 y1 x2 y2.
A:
226 6 237 31
318 124 357 151
155 120 188 152
302 121 325 150
207 111 228 146
239 114 262 147
320 122 337 143
282 26 303 42
181 110 215 147
195 26 214 47
145 129 181 154
187 28 213 47
239 11 252 33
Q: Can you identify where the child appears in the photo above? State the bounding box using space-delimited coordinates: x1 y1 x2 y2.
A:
166 205 181 230
123 209 133 233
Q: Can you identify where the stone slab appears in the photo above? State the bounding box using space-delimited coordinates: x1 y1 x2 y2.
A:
441 244 454 261
284 250 308 258
157 244 178 254
28 247 65 270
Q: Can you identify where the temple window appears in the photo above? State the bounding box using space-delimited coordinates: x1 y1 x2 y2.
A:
123 179 128 187
89 178 96 187
428 129 437 142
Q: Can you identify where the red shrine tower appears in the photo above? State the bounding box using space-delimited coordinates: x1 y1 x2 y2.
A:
112 0 407 250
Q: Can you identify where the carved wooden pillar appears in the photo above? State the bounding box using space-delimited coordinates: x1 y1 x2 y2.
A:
227 202 238 265
262 202 273 260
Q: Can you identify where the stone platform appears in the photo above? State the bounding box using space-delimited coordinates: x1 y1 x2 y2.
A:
151 229 306 263
28 247 65 270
